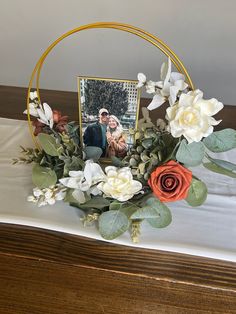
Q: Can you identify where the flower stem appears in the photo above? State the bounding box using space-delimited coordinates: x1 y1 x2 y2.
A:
131 220 141 243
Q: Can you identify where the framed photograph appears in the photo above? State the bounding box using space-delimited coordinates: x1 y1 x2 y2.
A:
77 76 141 159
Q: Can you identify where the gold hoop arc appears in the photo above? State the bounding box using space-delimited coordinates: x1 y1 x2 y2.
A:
27 22 194 148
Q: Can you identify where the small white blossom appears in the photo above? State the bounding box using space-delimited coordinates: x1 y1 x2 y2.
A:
166 89 224 143
146 80 158 94
139 58 189 111
59 160 105 204
23 103 39 117
23 102 54 129
27 185 66 207
97 166 142 202
136 73 146 88
37 103 54 128
30 91 38 100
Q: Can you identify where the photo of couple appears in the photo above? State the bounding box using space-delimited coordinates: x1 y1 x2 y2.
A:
83 108 127 158
78 76 140 159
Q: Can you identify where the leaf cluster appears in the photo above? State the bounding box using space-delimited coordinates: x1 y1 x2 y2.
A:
97 197 172 241
30 125 84 188
123 125 178 183
175 128 236 206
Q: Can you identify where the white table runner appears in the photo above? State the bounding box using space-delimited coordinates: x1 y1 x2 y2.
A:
0 117 236 262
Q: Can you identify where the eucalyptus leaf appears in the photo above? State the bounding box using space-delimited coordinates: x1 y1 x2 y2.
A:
84 146 103 161
32 164 57 188
144 129 156 138
206 155 236 172
111 156 125 167
79 196 111 209
109 201 140 218
203 129 236 152
64 189 78 203
138 162 146 175
186 178 208 207
98 210 130 240
38 133 63 156
176 139 205 166
203 162 236 178
142 138 153 149
62 155 84 176
131 197 172 228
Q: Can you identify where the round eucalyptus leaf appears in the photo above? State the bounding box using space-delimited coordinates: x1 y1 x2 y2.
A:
186 178 208 207
84 146 103 161
98 210 130 240
203 129 236 152
176 140 205 167
38 133 62 156
131 197 172 228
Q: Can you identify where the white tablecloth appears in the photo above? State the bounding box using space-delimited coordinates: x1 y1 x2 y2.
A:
0 117 236 262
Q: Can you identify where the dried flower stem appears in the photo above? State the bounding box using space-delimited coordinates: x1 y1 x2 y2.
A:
81 213 100 227
131 220 141 243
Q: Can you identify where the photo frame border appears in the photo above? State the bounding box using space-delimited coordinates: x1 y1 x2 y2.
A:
77 76 141 161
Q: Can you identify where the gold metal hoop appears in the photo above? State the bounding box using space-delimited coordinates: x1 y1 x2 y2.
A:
27 22 194 148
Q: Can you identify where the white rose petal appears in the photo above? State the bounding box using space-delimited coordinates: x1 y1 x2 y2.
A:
166 90 224 143
98 167 142 201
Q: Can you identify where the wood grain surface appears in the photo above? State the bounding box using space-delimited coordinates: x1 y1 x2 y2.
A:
0 223 236 314
0 85 236 313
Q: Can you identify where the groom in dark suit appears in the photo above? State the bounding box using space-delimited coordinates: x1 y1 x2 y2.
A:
83 108 109 157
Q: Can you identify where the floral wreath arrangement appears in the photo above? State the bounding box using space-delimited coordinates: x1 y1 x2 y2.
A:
14 56 236 243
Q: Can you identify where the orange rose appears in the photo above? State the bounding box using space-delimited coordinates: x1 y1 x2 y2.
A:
148 160 192 202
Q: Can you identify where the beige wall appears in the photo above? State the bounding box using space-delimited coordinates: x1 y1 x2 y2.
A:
0 0 235 105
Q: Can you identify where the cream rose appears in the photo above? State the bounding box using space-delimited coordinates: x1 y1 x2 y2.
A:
97 166 142 202
166 89 223 143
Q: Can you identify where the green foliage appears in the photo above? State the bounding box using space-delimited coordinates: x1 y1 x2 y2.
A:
131 197 172 228
203 162 236 178
13 146 42 164
98 210 130 240
109 200 140 218
60 155 84 176
84 79 129 118
38 133 63 156
123 125 178 182
64 189 78 203
32 164 57 188
84 146 103 162
203 129 236 152
186 178 208 207
176 139 205 167
65 122 80 145
78 197 111 210
111 156 126 167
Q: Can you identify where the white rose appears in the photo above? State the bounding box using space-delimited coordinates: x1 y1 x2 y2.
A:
97 166 142 202
166 89 224 143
